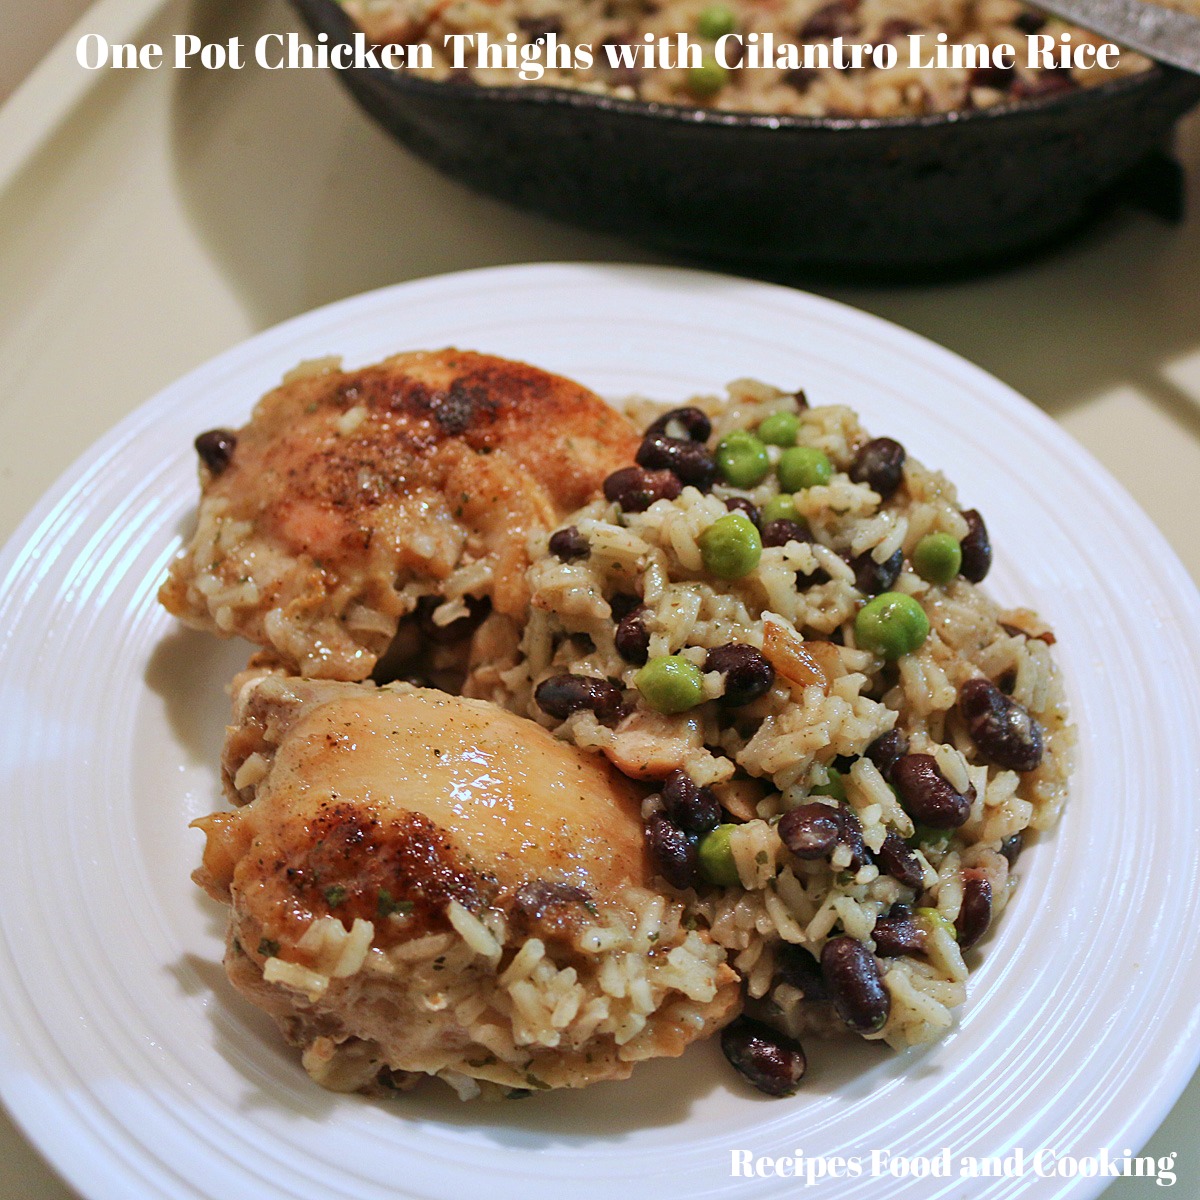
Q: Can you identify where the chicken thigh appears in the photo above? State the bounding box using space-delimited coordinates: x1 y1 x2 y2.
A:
194 669 739 1096
160 350 638 679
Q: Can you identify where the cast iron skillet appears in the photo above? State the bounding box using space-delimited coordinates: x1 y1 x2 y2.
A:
291 0 1200 276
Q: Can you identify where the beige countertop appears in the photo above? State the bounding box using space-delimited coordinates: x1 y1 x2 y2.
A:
0 0 91 102
0 0 1197 1195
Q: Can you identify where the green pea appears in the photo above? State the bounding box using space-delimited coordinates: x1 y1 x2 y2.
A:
634 655 705 714
699 511 762 579
760 493 799 524
913 532 963 584
777 446 832 491
916 906 958 941
757 411 800 446
696 2 736 37
697 823 742 886
854 591 930 660
715 430 770 488
809 766 846 803
687 56 728 98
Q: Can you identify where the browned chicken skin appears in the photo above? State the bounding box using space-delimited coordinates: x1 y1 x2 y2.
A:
194 672 739 1095
201 673 652 945
160 350 639 679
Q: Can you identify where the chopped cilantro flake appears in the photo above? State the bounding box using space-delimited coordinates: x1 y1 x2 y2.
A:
377 888 414 918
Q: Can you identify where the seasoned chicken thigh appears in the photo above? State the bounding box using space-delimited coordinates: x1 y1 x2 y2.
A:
160 350 638 680
194 670 740 1096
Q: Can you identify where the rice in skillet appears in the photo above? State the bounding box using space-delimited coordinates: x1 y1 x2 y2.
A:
466 380 1072 1085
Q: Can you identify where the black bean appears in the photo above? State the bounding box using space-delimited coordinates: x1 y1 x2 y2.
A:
775 943 827 999
534 674 623 721
636 432 717 490
705 643 775 706
835 805 869 872
645 816 699 890
778 803 841 859
784 67 819 90
1014 10 1045 31
872 912 926 957
603 465 681 512
959 509 992 582
848 547 903 595
724 496 761 527
645 406 711 443
849 438 906 500
969 62 1016 90
796 562 831 589
958 677 1044 772
516 13 561 40
865 729 909 780
875 831 924 889
661 770 721 835
1000 831 1024 866
195 429 236 474
800 0 860 39
878 16 918 41
891 754 973 829
548 525 589 562
720 1016 807 1097
762 518 811 548
608 593 642 621
956 875 993 950
614 606 650 665
821 937 890 1033
415 594 491 645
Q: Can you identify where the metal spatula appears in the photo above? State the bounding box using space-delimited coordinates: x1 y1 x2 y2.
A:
1031 0 1200 73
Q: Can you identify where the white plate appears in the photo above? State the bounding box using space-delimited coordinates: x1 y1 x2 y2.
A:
1 263 1198 1200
